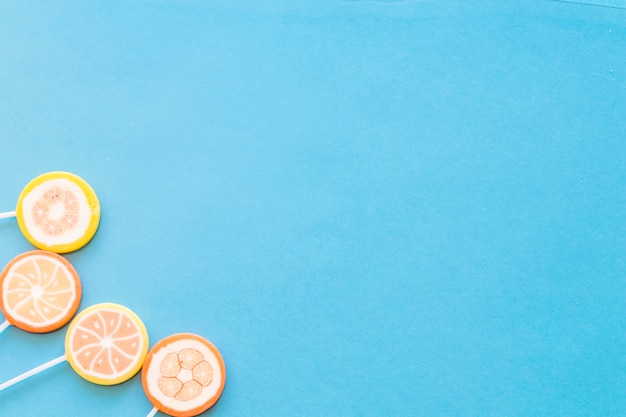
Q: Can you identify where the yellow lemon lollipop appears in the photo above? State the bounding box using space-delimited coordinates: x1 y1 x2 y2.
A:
0 172 101 253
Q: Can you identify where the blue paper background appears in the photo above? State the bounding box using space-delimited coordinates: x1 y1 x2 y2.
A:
1 1 625 416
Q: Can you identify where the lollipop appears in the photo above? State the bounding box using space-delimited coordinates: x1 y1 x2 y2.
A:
0 303 149 391
142 334 226 417
0 172 100 253
0 250 82 335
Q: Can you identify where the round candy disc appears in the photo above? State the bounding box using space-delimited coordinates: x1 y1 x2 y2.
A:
142 333 226 417
16 172 100 253
65 303 149 385
0 250 82 333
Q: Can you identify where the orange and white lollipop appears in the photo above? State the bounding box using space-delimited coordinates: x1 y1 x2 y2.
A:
142 334 226 417
0 172 100 253
0 303 149 392
65 303 150 385
0 250 82 335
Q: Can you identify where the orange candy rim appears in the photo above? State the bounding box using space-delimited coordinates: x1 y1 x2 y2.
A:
0 250 82 333
142 333 226 417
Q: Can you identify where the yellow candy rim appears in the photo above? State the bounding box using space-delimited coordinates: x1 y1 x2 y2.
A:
65 303 149 386
15 171 101 253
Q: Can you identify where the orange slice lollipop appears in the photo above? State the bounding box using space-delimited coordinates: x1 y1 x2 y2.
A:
142 334 226 417
65 303 149 385
15 172 100 253
0 303 149 393
0 250 82 333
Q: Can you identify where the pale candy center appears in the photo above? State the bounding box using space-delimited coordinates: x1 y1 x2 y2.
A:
178 368 193 383
48 202 65 220
101 337 113 348
31 285 44 298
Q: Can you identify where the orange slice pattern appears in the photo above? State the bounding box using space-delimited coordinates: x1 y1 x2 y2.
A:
0 251 81 333
65 303 149 385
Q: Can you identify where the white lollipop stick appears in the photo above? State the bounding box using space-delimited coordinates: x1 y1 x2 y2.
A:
0 210 16 219
0 355 66 392
0 320 9 334
146 407 159 417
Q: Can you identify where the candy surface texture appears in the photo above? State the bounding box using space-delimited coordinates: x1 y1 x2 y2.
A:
142 333 226 417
